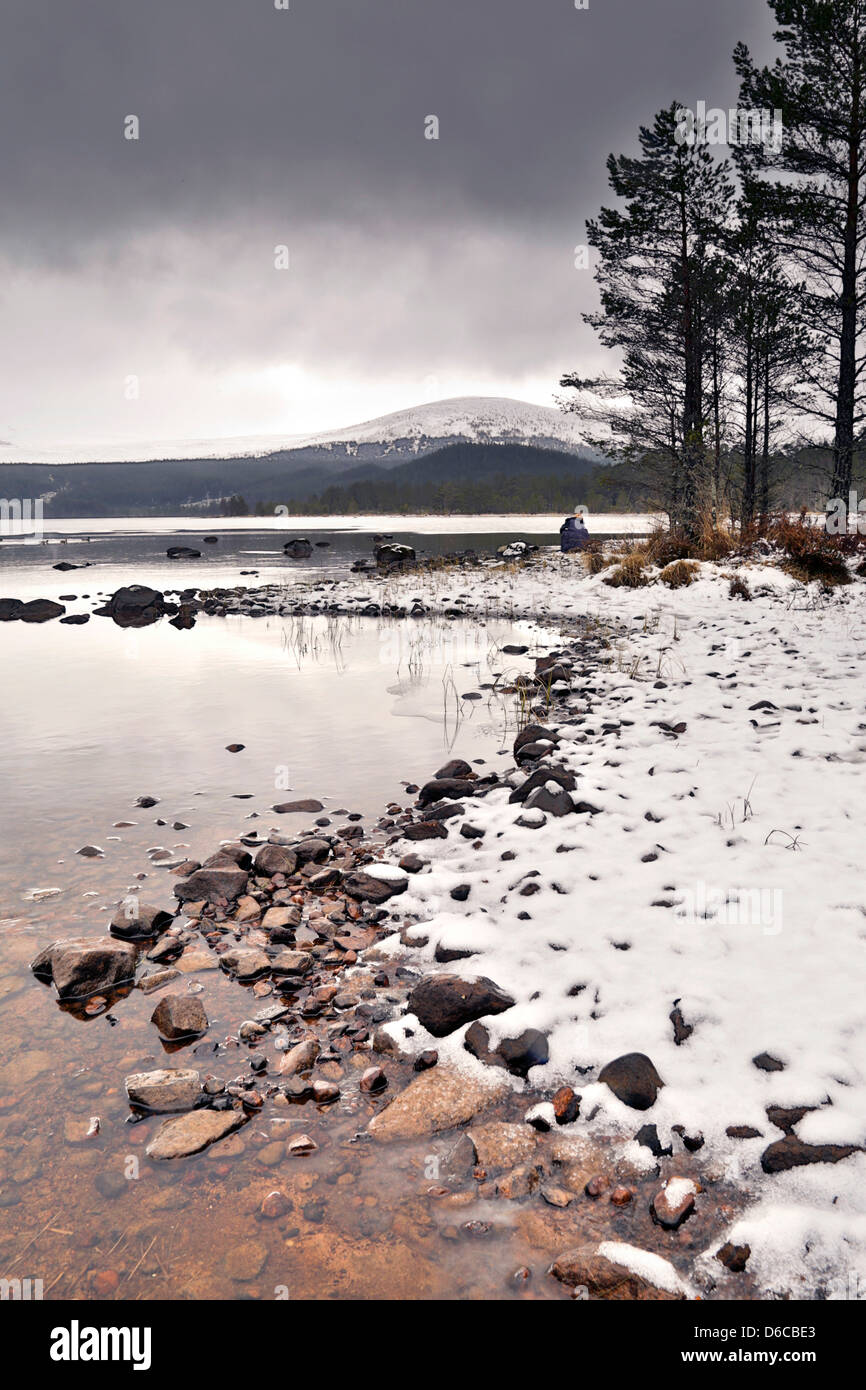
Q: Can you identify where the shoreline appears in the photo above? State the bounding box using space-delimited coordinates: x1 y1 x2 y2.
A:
12 543 866 1300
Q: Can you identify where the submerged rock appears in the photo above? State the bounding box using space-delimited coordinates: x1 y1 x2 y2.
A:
145 1107 247 1159
30 937 137 1000
150 993 208 1040
368 1066 510 1140
174 864 248 904
125 1068 201 1112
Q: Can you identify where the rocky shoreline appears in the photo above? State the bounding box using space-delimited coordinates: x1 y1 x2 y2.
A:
26 601 770 1302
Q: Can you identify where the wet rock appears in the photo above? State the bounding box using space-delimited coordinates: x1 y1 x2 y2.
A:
219 947 271 981
19 599 66 623
146 1108 247 1159
553 1086 580 1125
270 949 312 978
30 937 137 1000
109 900 174 940
223 1239 267 1280
77 844 102 858
716 1242 751 1273
359 1066 387 1093
541 1185 573 1209
312 1080 340 1103
598 1052 663 1110
252 844 298 878
368 1066 510 1140
549 1246 681 1300
399 853 427 874
294 838 331 866
469 1122 538 1169
125 1068 201 1112
150 993 208 1040
343 870 408 903
261 1190 292 1220
279 1038 320 1076
418 778 476 808
0 598 24 621
174 864 248 904
402 821 448 841
375 542 415 568
414 1048 439 1071
651 1176 698 1229
273 798 325 815
407 973 515 1038
287 1133 317 1155
760 1135 860 1174
283 538 313 558
435 758 473 779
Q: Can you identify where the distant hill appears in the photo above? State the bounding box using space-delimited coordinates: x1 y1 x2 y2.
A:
0 397 599 517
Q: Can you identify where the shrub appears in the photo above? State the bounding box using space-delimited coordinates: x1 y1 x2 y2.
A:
603 553 648 588
659 559 699 588
767 514 852 586
584 550 612 575
728 574 752 601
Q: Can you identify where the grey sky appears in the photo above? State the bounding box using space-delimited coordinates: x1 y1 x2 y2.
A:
0 0 773 456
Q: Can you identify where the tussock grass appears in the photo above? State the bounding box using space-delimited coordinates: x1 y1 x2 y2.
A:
658 559 699 588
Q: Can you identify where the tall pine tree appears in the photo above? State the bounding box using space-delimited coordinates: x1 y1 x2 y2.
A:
735 0 866 502
561 104 734 536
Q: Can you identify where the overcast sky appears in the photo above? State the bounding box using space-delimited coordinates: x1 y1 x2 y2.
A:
0 0 774 457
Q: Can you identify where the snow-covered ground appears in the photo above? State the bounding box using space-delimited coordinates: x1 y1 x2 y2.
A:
331 551 866 1299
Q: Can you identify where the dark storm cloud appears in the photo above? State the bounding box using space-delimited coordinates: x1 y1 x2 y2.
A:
0 0 775 449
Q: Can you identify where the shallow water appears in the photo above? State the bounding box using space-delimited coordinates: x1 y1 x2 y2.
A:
0 605 575 1300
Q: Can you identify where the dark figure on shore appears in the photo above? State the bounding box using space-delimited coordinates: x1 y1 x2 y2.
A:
559 511 589 553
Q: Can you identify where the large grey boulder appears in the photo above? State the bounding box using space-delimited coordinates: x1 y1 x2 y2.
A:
30 937 137 1000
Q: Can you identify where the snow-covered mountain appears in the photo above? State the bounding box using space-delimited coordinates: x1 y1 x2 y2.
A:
1 397 592 466
284 396 592 461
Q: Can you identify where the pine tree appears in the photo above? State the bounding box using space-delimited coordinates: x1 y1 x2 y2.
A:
561 104 734 536
734 0 866 502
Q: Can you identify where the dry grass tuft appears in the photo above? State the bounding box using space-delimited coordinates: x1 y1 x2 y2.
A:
659 559 699 588
602 553 648 588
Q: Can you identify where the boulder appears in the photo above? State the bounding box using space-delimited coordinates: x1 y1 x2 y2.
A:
417 777 477 808
254 844 298 877
150 993 208 1040
30 937 137 1000
104 584 166 628
375 542 415 568
434 759 473 780
19 599 65 623
125 1068 201 1112
343 870 408 903
368 1065 510 1140
283 538 313 559
145 1108 247 1160
549 1245 682 1300
174 865 248 904
109 899 174 940
509 765 576 804
219 947 271 981
407 973 515 1038
598 1052 663 1110
0 598 23 621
